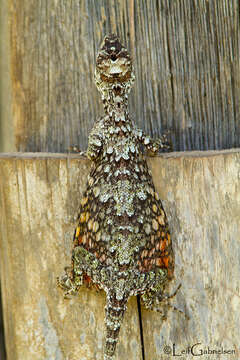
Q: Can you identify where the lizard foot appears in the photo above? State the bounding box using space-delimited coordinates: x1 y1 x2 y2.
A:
57 266 82 298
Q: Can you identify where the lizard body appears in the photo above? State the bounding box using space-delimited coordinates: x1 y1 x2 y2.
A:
58 34 174 359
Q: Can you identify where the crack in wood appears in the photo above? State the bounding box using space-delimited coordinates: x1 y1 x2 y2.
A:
137 295 145 360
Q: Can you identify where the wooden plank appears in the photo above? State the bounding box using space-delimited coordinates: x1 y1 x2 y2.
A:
0 153 141 360
0 1 12 354
7 0 240 153
0 150 240 359
144 149 240 359
0 0 14 152
0 288 6 360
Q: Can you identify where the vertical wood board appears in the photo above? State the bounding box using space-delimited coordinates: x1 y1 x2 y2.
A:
8 0 240 152
0 153 141 360
144 150 240 359
0 150 239 359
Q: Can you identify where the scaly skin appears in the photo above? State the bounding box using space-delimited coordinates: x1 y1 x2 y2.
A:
58 34 174 359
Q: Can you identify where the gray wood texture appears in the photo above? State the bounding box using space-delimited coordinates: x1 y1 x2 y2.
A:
7 0 240 153
0 150 239 359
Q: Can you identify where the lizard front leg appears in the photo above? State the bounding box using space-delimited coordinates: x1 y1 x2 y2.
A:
67 117 104 159
134 127 172 154
86 117 104 161
68 145 87 156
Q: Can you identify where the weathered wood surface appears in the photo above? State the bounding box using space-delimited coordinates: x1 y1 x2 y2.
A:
0 0 14 153
4 0 239 153
1 1 240 358
0 153 141 360
0 289 6 360
0 150 239 360
0 0 10 353
145 150 240 359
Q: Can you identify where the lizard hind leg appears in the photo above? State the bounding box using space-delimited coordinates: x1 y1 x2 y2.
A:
57 265 83 298
104 291 129 360
141 283 188 320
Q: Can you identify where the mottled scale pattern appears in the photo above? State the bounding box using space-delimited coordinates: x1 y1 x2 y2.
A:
58 34 174 360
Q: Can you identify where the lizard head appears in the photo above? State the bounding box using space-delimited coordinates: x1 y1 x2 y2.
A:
95 34 134 93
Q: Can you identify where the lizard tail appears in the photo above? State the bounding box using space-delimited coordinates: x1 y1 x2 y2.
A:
104 292 128 360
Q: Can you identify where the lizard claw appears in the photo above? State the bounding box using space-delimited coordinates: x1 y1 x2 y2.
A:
68 145 87 156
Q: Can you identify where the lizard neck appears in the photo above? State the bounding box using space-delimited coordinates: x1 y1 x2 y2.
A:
102 88 130 123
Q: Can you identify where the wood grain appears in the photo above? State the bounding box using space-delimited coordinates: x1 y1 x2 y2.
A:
8 0 240 153
146 149 240 359
0 150 239 359
0 153 141 360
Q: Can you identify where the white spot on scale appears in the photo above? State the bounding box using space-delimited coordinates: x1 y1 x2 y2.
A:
109 65 122 74
144 137 150 145
107 146 113 154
